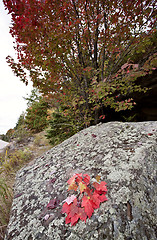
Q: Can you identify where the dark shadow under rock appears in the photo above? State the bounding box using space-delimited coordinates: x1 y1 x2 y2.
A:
5 122 157 240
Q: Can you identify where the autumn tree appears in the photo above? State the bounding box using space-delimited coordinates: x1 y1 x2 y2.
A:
3 0 157 127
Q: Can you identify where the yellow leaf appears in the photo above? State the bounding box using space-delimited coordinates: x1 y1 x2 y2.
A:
96 175 101 182
68 182 78 191
79 182 86 193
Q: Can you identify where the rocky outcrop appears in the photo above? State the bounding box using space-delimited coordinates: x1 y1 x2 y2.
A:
5 122 157 240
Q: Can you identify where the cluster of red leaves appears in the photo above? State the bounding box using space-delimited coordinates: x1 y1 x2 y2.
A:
62 173 107 226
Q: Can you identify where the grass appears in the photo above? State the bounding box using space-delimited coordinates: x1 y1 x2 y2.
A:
0 177 12 223
0 149 31 239
0 149 32 175
0 176 13 240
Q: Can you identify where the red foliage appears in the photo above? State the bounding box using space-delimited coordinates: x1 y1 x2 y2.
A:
62 173 108 226
3 0 156 126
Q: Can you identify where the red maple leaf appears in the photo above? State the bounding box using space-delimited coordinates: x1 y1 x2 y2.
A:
90 191 101 209
63 199 80 226
70 213 79 226
93 181 107 192
64 199 83 226
98 193 108 202
83 174 90 185
63 173 108 226
69 199 79 218
67 174 77 185
67 173 82 185
78 208 87 222
65 214 71 224
65 204 87 225
62 202 71 214
82 196 94 218
75 174 83 184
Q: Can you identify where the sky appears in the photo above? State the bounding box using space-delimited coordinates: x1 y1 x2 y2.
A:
0 1 33 134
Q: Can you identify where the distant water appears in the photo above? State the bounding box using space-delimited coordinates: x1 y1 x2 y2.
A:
0 139 9 152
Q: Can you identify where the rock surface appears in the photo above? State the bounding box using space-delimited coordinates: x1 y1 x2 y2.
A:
5 122 157 240
0 139 9 153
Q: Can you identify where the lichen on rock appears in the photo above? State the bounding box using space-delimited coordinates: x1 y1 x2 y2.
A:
5 122 157 240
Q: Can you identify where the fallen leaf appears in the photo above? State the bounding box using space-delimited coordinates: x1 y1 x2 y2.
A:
83 174 90 185
67 173 82 185
65 214 71 224
92 134 97 138
46 199 60 209
93 181 107 192
63 172 108 226
62 202 71 214
78 208 87 222
90 191 101 209
68 182 78 191
44 214 50 220
82 196 94 218
70 213 79 226
98 193 108 202
79 182 87 193
69 199 79 218
49 178 56 184
65 195 76 205
96 175 101 182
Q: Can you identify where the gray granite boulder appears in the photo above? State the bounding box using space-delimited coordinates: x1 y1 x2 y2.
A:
5 122 157 240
